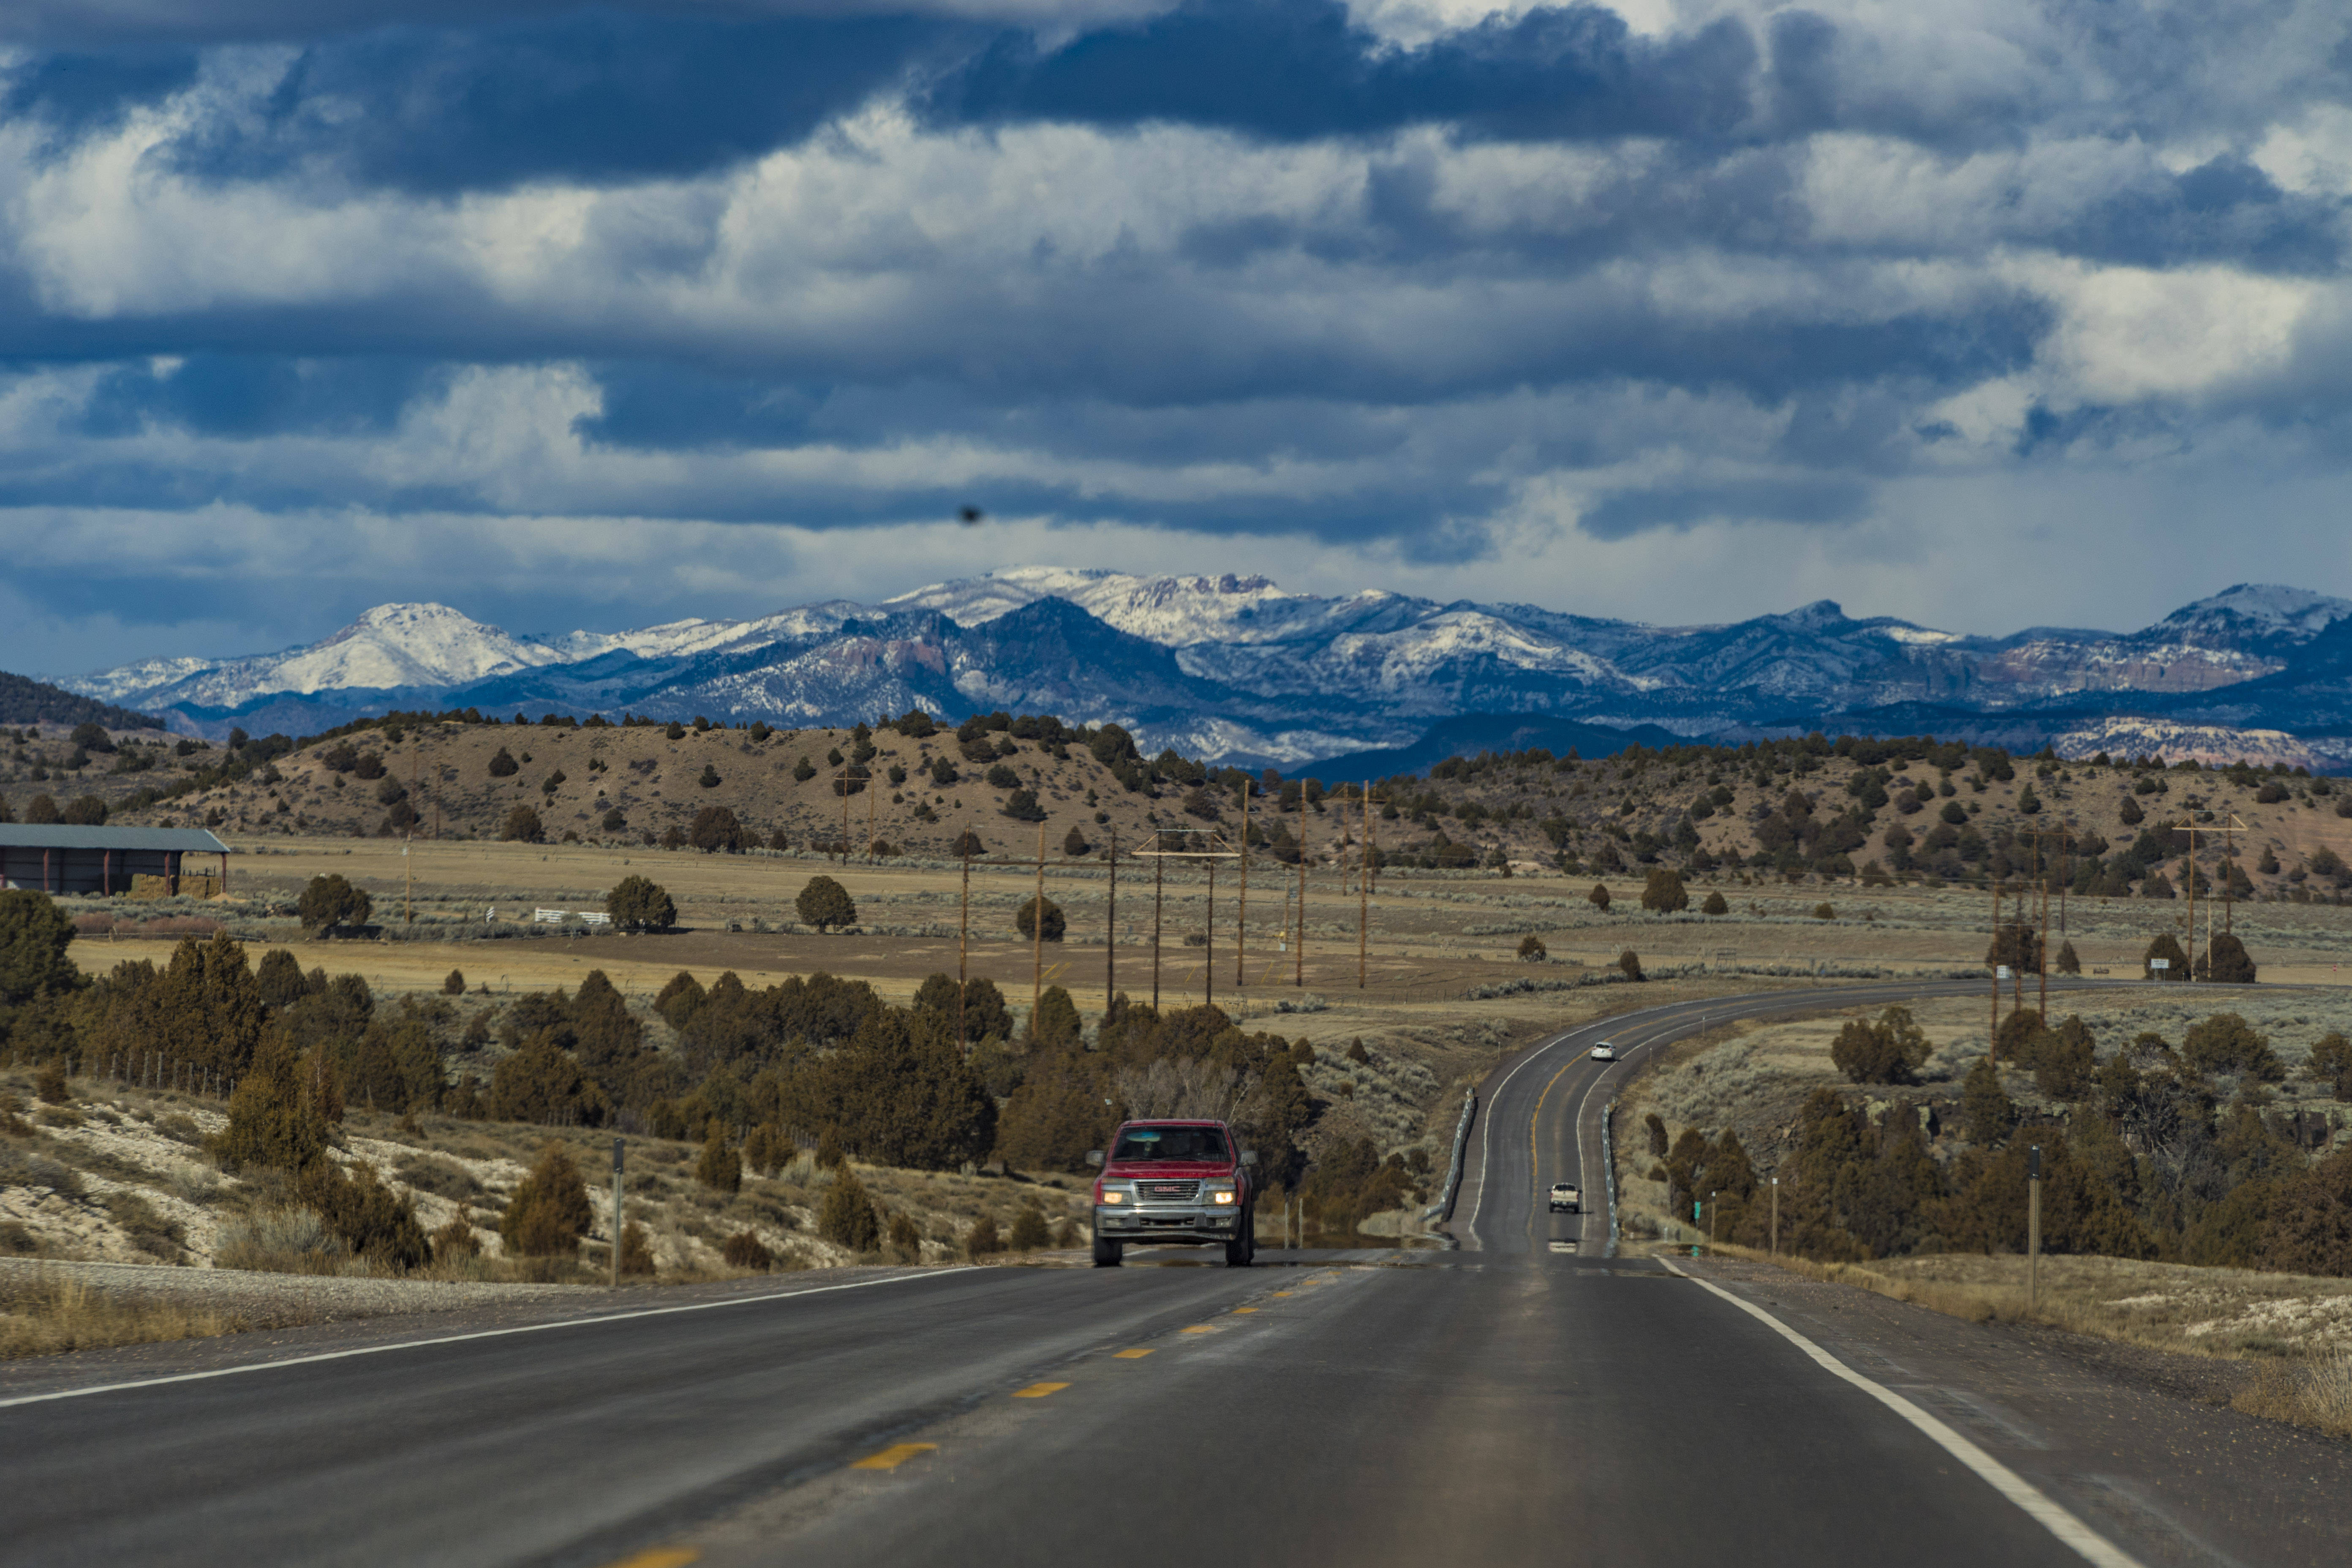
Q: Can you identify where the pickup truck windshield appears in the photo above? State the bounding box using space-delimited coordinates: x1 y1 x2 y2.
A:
1111 1127 1232 1163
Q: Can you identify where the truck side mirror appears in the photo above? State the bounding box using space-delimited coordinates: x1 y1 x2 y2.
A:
1241 1149 1259 1165
1086 1149 1104 1167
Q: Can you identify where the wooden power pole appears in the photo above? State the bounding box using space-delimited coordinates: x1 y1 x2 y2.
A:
1236 781 1249 991
1106 827 1117 1006
1033 820 1045 1028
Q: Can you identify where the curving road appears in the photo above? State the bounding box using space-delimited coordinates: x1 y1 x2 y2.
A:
4 977 2346 1568
1456 977 2127 1256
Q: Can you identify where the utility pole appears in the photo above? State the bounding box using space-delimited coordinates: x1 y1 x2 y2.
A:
2027 1143 2043 1312
1359 782 1372 991
1033 819 1045 1028
958 823 971 1054
1989 877 2001 1062
1205 858 1215 1008
2038 842 2050 1021
1236 781 1249 992
1106 827 1117 1007
1153 842 1164 1012
1296 783 1307 988
2184 819 2198 981
2011 879 2025 1019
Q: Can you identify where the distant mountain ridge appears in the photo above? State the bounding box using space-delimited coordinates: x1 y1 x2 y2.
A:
59 572 2352 769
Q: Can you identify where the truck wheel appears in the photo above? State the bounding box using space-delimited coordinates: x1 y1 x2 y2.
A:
1092 1233 1122 1268
1224 1214 1254 1268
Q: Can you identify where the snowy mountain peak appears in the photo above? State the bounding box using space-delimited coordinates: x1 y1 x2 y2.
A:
2155 583 2352 638
275 603 561 693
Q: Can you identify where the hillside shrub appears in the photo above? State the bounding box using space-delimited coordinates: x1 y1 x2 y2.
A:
1517 934 1546 962
297 874 371 935
696 1121 743 1192
619 1221 656 1275
819 1166 880 1250
1640 869 1687 913
501 804 545 843
487 747 518 777
2143 932 2189 980
502 1142 593 1256
722 1230 773 1270
1701 892 1729 916
1617 950 1644 982
1016 896 1066 942
1587 883 1611 911
967 1214 1004 1257
1010 1202 1050 1251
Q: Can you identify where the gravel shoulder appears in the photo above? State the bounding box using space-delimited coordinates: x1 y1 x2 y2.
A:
1685 1252 2352 1566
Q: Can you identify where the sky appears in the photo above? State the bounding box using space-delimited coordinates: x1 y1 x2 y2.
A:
4 0 2352 675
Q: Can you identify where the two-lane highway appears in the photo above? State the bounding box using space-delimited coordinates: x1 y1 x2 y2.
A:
5 976 2341 1567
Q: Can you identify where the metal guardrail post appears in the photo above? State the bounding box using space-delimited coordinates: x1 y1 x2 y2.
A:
1603 1097 1620 1258
1431 1087 1478 1223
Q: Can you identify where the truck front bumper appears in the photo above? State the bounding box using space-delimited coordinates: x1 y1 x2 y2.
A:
1095 1203 1242 1241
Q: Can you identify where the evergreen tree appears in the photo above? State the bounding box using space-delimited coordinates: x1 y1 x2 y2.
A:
487 746 519 777
2142 931 2190 980
1062 824 1091 857
689 806 746 852
1640 868 1688 912
1010 1201 1051 1250
696 1119 743 1192
1030 984 1082 1049
1015 895 1066 942
819 1165 881 1250
501 804 545 843
1587 883 1611 911
0 890 79 1005
1961 1056 2013 1146
2054 939 2081 975
2207 931 2257 985
796 875 857 931
296 874 371 935
966 1214 1004 1256
1701 891 1730 915
606 875 676 932
502 1142 593 1256
212 1028 331 1172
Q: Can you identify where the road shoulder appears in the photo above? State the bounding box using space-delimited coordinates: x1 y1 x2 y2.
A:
1684 1252 2352 1567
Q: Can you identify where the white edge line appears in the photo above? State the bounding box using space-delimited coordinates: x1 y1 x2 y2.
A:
1659 1260 2144 1568
0 1268 956 1412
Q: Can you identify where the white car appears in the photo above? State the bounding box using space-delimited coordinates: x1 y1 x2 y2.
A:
1589 1042 1617 1062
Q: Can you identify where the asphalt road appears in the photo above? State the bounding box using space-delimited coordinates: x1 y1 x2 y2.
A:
0 975 2311 1568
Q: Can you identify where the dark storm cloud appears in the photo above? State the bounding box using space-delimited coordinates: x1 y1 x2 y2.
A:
927 0 1757 143
1 46 201 146
161 11 964 193
74 355 449 439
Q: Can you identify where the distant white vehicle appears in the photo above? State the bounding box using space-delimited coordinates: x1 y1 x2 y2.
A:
1549 1183 1582 1214
1589 1042 1617 1062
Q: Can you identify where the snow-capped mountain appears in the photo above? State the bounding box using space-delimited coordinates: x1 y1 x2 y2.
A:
61 575 2352 768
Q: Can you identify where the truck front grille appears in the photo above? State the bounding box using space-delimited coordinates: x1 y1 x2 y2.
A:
1137 1180 1200 1203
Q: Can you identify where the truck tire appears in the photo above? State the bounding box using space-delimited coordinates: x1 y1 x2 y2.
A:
1092 1232 1122 1268
1224 1213 1254 1268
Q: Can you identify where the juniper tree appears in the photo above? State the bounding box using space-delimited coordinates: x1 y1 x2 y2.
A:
819 1165 880 1250
797 875 856 931
502 1142 593 1257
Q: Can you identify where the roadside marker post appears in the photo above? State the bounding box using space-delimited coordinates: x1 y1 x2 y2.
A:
2027 1144 2042 1313
612 1138 625 1290
1770 1177 1779 1257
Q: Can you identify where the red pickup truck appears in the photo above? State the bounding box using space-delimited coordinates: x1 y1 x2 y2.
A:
1086 1119 1259 1268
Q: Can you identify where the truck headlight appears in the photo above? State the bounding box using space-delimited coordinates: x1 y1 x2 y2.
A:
1205 1187 1237 1206
1100 1191 1126 1205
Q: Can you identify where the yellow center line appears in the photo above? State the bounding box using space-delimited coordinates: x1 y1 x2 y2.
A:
850 1443 938 1471
1013 1382 1069 1398
1530 1052 1583 1212
1113 1348 1154 1358
1271 1290 1293 1297
597 1552 699 1568
1180 1325 1217 1334
1231 1307 1258 1314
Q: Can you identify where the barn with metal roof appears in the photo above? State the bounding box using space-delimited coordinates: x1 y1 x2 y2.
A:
0 825 231 896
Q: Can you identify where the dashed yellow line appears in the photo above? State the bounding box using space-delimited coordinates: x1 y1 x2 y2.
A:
851 1443 938 1471
1013 1382 1069 1398
1271 1290 1293 1297
1231 1307 1258 1314
1180 1325 1217 1334
1113 1348 1153 1359
598 1552 698 1568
